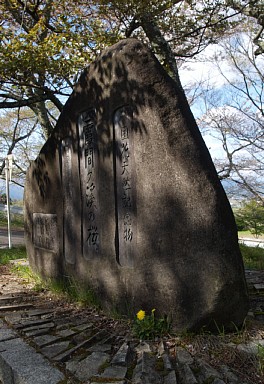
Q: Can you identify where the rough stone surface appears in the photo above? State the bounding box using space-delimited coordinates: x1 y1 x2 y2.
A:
0 325 17 342
111 342 131 365
176 347 198 384
22 321 55 332
0 337 64 384
164 371 177 384
90 382 125 384
176 347 194 365
66 351 110 381
24 38 248 331
195 359 222 382
89 342 112 352
101 365 127 379
132 352 162 384
33 334 61 347
177 364 198 384
41 341 70 358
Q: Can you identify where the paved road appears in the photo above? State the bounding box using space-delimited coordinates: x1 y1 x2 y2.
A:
0 227 25 247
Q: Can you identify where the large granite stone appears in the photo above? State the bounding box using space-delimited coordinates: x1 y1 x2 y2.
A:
24 38 248 331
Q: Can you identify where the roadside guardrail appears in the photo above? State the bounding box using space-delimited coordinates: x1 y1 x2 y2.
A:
239 237 264 249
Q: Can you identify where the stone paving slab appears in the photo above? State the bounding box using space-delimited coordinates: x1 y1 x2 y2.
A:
22 321 55 332
0 304 34 312
0 267 264 383
33 334 61 347
164 371 177 384
14 317 53 329
41 340 70 358
0 337 65 384
66 351 110 381
90 382 126 384
111 342 131 365
100 365 127 379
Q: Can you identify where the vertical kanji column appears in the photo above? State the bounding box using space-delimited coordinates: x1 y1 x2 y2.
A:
114 106 136 267
79 110 100 259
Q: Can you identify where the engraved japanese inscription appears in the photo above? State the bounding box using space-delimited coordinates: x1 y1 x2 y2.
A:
61 138 75 264
33 213 59 252
79 109 100 259
114 106 136 267
24 39 249 332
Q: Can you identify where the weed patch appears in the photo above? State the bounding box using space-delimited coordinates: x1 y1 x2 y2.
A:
0 211 24 228
240 244 264 270
10 263 44 289
258 344 264 375
35 275 102 309
0 246 27 265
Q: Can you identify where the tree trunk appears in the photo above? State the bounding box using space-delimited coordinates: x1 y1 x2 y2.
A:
140 15 183 92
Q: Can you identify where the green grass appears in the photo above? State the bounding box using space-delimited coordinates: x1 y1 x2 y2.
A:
9 263 44 289
239 243 264 270
0 246 27 265
238 230 264 240
7 256 100 306
0 244 100 307
55 276 101 308
0 211 24 228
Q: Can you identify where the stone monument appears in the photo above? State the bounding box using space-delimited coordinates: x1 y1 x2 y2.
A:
24 38 249 331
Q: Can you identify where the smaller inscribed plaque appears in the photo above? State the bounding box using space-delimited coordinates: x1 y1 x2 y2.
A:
78 109 100 259
33 213 59 252
114 106 136 267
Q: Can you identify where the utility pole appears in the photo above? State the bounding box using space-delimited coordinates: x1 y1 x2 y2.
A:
5 155 13 249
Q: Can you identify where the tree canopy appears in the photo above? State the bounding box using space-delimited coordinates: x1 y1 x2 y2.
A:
1 0 257 118
0 0 263 196
234 199 264 237
196 26 264 203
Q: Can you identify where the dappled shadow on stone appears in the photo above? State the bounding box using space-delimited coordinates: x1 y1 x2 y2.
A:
24 38 248 333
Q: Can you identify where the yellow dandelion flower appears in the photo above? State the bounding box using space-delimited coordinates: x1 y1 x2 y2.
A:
136 310 145 321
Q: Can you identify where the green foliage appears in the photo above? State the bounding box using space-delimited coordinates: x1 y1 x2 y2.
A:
0 212 24 228
0 0 246 102
257 344 264 375
0 245 100 307
0 0 121 85
239 243 264 270
62 276 101 308
0 193 7 204
235 213 247 231
0 211 6 226
238 230 264 240
0 211 24 228
0 0 260 191
14 263 32 277
0 246 27 265
234 200 264 238
132 309 171 340
35 275 101 308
